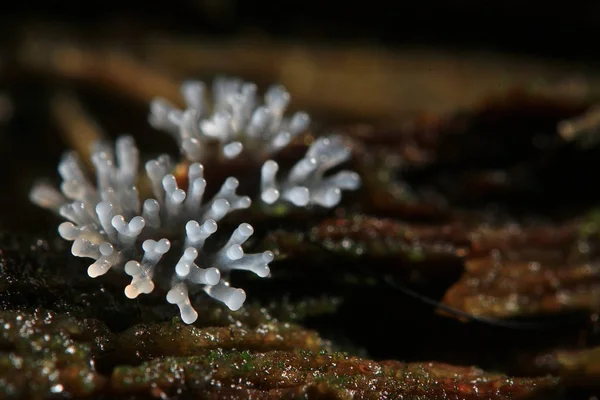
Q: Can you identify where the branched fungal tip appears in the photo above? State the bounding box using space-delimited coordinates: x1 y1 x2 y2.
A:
149 76 311 162
150 76 361 209
30 76 361 324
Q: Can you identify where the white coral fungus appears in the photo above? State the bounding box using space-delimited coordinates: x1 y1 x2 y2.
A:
30 77 362 324
150 77 361 209
150 77 311 161
30 136 273 324
260 135 361 208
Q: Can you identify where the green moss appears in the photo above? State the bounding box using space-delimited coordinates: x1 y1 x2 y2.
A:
0 310 107 399
405 245 426 262
240 350 253 361
579 208 600 238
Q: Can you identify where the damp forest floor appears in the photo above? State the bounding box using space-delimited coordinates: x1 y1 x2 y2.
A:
1 24 600 399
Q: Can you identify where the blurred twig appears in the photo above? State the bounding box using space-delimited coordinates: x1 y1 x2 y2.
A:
13 26 600 125
17 34 183 107
141 36 599 120
558 104 600 147
50 92 106 168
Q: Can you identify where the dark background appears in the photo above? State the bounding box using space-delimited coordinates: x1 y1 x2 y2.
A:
0 1 599 62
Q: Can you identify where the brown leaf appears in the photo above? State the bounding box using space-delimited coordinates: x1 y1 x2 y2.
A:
110 350 561 399
310 215 469 264
443 221 600 318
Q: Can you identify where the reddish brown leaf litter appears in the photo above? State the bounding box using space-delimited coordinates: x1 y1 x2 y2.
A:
467 221 582 262
0 309 563 399
443 221 600 318
110 350 561 400
310 215 469 270
0 310 107 399
545 346 600 387
111 321 329 364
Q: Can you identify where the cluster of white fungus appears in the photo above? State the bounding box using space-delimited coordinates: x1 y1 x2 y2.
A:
30 136 272 324
150 77 311 161
150 77 361 209
30 77 361 324
260 135 361 208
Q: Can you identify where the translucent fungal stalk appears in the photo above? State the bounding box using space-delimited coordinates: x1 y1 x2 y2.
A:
260 135 361 208
149 77 311 161
30 136 272 324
